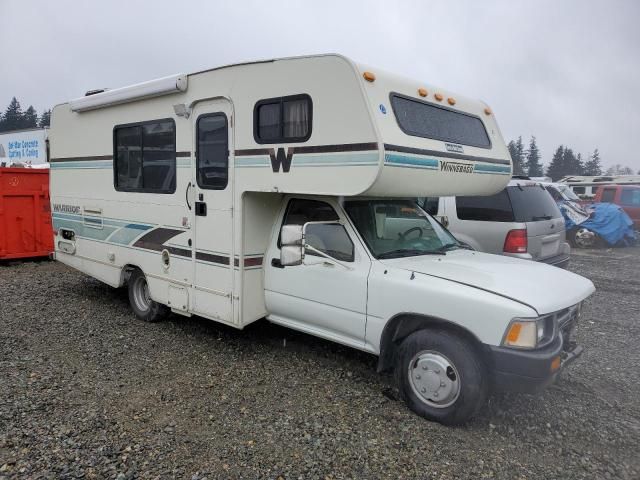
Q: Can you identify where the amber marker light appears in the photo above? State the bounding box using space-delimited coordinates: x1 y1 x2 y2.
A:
447 97 456 106
550 356 562 373
484 107 492 115
418 88 428 97
506 323 522 344
363 71 376 82
434 93 443 101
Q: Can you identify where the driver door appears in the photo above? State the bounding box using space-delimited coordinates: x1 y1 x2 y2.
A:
264 198 370 346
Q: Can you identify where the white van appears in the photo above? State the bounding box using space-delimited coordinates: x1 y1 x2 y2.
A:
49 54 594 424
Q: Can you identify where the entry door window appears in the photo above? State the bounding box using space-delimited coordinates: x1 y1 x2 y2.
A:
197 113 228 190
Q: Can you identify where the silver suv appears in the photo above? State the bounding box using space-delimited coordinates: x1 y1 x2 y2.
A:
418 179 571 268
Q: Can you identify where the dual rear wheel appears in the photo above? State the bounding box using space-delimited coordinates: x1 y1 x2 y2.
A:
127 269 168 323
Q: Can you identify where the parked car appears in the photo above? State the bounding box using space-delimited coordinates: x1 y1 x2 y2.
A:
590 185 640 230
543 181 637 248
418 179 571 268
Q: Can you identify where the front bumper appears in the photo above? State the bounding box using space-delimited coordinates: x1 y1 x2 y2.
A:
488 316 582 393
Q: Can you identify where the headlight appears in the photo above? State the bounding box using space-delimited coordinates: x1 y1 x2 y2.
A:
503 315 555 349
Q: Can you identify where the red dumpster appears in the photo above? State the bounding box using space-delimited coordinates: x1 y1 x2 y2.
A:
0 168 53 260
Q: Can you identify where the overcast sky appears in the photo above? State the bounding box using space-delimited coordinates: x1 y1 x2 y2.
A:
1 0 638 171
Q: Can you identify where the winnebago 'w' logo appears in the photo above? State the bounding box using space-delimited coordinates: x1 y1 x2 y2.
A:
269 148 293 173
440 161 474 174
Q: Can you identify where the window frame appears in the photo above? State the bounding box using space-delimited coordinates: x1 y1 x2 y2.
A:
113 117 177 194
278 198 355 262
389 92 492 149
253 93 313 144
196 112 229 190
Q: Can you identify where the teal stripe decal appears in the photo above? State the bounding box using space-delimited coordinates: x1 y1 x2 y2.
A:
385 154 439 169
51 158 191 169
473 164 511 175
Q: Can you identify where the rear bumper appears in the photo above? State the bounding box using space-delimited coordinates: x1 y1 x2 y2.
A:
488 335 583 393
540 252 571 269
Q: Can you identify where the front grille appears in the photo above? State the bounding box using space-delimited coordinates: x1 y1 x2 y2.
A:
557 305 579 351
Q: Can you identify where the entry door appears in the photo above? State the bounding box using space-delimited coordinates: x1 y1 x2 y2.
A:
191 99 234 323
264 198 370 346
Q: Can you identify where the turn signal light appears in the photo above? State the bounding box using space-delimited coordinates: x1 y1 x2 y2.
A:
363 71 376 82
503 229 528 253
550 356 562 372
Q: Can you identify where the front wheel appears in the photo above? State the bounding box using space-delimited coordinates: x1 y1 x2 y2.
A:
128 269 168 322
396 329 488 425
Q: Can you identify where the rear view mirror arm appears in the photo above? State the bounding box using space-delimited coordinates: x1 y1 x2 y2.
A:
304 244 354 271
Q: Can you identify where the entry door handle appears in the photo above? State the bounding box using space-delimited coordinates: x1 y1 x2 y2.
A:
195 202 207 216
185 182 192 210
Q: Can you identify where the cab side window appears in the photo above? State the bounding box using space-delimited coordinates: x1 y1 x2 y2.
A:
281 199 354 262
601 188 616 203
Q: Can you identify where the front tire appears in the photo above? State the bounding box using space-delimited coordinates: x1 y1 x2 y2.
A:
396 329 487 425
127 269 168 322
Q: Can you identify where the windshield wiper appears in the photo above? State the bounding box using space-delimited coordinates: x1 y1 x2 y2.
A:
378 248 444 259
435 243 461 253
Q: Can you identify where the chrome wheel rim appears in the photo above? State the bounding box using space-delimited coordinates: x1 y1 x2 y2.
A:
132 276 151 312
574 227 595 248
408 351 460 408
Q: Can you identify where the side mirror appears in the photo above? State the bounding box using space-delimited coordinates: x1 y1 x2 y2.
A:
280 245 303 266
280 224 304 266
281 224 303 245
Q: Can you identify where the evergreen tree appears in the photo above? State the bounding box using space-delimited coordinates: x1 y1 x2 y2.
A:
0 97 23 132
508 137 525 175
23 105 38 129
546 145 567 181
575 153 584 175
583 149 603 176
605 164 634 175
525 136 543 176
38 109 51 128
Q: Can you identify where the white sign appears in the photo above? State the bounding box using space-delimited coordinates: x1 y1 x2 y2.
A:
0 128 48 166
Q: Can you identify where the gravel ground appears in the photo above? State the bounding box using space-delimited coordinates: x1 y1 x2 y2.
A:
1 249 639 479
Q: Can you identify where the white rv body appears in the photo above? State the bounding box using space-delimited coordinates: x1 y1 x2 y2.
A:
50 54 594 424
50 54 512 328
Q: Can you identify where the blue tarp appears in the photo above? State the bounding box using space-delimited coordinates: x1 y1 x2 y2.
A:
559 202 637 246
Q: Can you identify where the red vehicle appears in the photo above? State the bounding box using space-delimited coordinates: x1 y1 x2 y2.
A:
592 185 640 230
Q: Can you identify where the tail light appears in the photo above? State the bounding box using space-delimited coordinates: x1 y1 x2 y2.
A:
504 229 528 253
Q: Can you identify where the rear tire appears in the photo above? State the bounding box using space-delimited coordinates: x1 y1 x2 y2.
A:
396 329 488 425
569 227 597 248
127 269 168 322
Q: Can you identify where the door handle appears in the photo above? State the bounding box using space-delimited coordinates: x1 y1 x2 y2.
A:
185 182 192 210
195 201 207 216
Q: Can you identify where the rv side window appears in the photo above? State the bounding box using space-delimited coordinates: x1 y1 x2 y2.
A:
197 113 228 190
114 119 176 193
254 94 312 144
390 93 491 149
279 199 354 262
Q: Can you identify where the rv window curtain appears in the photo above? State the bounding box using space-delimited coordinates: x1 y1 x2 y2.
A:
283 99 310 138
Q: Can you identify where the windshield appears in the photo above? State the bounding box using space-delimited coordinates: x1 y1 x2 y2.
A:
507 185 562 222
343 199 461 258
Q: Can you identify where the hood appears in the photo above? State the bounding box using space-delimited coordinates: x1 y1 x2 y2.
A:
380 250 595 315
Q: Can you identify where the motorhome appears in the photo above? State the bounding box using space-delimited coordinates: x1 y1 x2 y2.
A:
560 175 640 199
49 54 594 424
